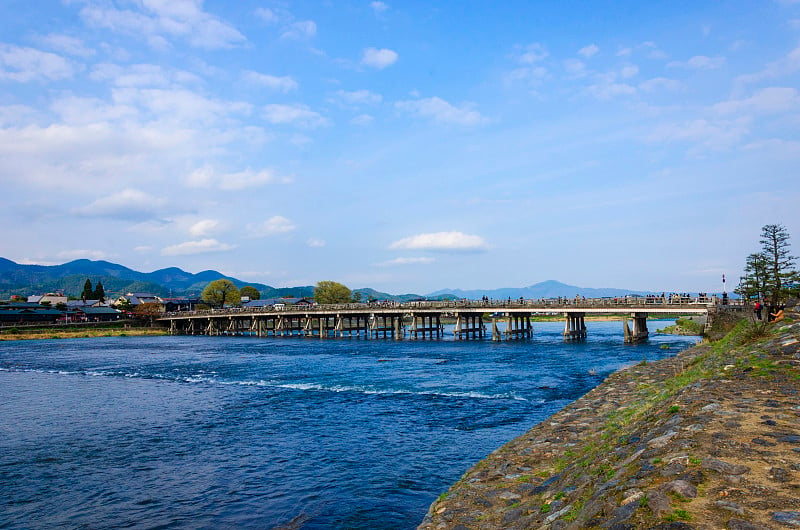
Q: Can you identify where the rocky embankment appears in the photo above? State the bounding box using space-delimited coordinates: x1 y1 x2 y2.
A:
420 303 800 529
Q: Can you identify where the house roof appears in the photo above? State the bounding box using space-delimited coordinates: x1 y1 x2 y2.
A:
1 309 64 316
78 307 121 315
1 302 44 310
67 300 102 308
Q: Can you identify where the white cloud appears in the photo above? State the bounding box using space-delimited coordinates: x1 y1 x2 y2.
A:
506 65 549 88
648 118 750 152
713 87 800 115
378 257 435 266
243 71 298 93
517 43 548 64
189 219 220 237
350 114 374 126
620 65 639 78
578 44 599 58
0 44 75 82
639 77 683 92
587 82 636 100
263 103 328 127
255 7 280 24
73 188 168 221
389 231 487 252
247 216 296 237
161 238 236 256
219 169 284 190
90 63 200 88
79 1 246 49
563 58 587 77
281 20 317 40
333 89 382 106
617 47 632 57
185 166 290 190
734 46 800 89
667 55 726 69
307 238 326 247
361 47 398 69
57 249 110 260
39 34 95 57
371 2 389 14
395 97 484 126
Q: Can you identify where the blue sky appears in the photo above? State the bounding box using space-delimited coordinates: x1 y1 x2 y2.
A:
1 0 799 294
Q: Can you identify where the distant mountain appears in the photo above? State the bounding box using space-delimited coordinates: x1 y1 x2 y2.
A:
426 280 649 300
0 257 652 302
0 257 298 299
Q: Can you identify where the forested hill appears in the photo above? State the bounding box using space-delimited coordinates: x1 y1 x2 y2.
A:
0 257 650 302
0 257 286 299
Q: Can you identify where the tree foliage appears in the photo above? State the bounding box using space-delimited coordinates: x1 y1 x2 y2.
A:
759 224 798 303
134 302 162 321
739 224 798 303
202 279 240 308
81 279 93 301
240 285 261 301
93 281 105 302
736 252 769 301
314 281 353 304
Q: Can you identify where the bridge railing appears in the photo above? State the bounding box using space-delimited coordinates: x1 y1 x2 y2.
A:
160 296 723 319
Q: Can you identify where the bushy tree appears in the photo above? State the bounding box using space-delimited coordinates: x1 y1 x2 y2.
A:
202 279 240 308
134 302 162 322
314 281 353 304
240 285 261 301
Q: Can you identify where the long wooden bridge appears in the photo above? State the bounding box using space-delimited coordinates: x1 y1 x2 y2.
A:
158 297 734 343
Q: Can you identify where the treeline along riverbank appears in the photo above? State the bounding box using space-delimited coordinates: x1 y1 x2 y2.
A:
419 301 800 529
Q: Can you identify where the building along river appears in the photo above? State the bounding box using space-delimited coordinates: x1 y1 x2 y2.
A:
0 320 699 529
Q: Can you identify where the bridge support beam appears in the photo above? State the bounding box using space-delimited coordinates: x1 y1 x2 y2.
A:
504 313 533 340
370 315 403 339
623 313 649 343
411 313 442 339
454 313 484 340
563 313 587 341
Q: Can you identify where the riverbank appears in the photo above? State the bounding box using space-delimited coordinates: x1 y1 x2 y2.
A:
419 303 800 529
0 324 167 340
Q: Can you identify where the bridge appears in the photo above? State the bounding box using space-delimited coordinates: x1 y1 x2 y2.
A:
158 297 734 343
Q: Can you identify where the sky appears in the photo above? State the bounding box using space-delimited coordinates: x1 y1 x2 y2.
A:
1 0 799 295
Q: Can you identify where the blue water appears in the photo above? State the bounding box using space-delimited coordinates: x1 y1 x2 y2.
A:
0 321 698 529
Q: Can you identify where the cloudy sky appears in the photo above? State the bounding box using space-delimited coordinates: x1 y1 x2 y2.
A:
1 1 799 294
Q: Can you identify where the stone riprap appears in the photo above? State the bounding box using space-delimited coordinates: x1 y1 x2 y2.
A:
419 306 800 529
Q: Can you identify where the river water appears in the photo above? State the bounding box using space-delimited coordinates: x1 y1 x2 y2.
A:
0 321 698 529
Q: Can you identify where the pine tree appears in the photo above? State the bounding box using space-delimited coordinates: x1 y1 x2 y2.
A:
93 281 105 302
81 279 93 301
736 253 769 301
759 224 798 304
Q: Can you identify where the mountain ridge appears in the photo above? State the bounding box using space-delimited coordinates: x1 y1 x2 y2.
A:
0 257 650 301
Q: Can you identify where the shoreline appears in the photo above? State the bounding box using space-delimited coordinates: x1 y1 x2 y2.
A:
419 306 800 528
0 326 168 341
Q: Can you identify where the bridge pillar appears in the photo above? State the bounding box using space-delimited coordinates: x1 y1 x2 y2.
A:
563 313 587 341
623 313 649 343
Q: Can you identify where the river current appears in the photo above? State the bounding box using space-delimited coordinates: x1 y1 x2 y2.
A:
0 321 699 529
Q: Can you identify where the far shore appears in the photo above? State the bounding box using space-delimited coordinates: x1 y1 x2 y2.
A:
0 325 167 341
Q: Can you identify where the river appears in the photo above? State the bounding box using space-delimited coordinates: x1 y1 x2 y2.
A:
0 321 699 529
